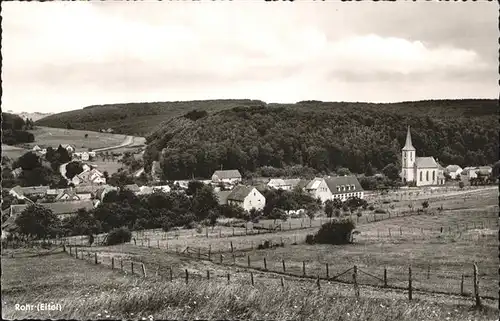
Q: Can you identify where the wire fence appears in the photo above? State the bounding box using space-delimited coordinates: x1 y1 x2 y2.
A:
61 244 497 306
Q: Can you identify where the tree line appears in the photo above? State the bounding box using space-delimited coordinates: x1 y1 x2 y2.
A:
2 113 35 145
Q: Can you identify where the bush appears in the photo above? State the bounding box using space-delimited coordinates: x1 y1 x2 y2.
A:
312 219 356 245
105 227 132 245
374 209 386 214
368 205 375 211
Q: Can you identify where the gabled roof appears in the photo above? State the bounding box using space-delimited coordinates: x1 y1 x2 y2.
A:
55 189 79 201
446 165 462 172
212 170 242 179
415 157 438 168
9 185 24 196
74 185 102 194
216 190 232 205
267 179 287 186
324 176 364 194
60 144 75 149
21 186 50 195
227 185 255 202
123 184 140 192
5 201 94 221
305 178 323 190
402 126 415 151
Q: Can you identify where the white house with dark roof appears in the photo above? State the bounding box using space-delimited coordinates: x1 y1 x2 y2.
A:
226 185 265 212
401 126 445 187
59 144 76 154
211 170 242 185
305 176 364 203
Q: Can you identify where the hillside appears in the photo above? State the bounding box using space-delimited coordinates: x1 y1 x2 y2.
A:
141 99 498 180
35 100 266 136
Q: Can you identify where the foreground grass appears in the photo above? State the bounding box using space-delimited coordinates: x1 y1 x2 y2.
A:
2 252 497 320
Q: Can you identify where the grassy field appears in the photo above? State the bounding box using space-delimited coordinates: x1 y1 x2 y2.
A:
21 126 145 152
86 160 124 175
2 250 498 320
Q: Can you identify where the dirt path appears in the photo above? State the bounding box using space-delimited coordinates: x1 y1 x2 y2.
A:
92 136 134 152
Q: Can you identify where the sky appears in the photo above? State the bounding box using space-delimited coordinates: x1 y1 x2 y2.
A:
2 1 497 113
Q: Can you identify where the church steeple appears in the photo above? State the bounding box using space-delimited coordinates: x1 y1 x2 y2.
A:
402 126 415 151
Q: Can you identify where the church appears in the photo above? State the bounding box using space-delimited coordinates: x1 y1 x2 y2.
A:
401 126 445 187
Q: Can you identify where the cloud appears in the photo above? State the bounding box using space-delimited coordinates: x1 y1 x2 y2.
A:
1 1 496 113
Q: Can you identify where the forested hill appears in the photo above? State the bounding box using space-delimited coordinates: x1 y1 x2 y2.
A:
141 99 498 180
35 100 266 136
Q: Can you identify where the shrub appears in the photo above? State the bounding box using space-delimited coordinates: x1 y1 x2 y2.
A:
374 209 386 214
356 211 362 217
368 205 375 211
382 200 391 204
305 234 315 245
196 225 203 234
312 219 356 245
184 221 196 229
105 227 132 245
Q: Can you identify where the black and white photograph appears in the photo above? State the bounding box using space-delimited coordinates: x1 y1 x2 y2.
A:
1 1 498 320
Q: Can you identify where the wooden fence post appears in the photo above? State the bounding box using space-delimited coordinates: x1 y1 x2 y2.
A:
384 267 387 287
353 265 359 298
69 246 72 256
247 255 251 267
185 269 189 284
316 275 321 290
220 254 223 264
142 263 147 278
388 228 391 238
460 274 464 295
408 266 413 301
232 253 236 265
169 268 173 282
131 262 134 274
251 272 254 286
302 261 306 276
206 227 209 238
75 247 78 258
120 259 123 271
473 263 481 307
198 248 201 260
232 227 235 236
94 252 98 264
281 277 285 288
400 226 402 236
264 258 267 270
111 257 115 269
427 265 430 279
207 270 210 280
219 229 222 238
227 273 230 284
208 245 212 261
282 259 286 272
230 241 234 253
326 263 329 279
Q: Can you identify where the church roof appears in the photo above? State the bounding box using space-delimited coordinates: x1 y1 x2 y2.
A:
402 126 415 150
415 157 438 168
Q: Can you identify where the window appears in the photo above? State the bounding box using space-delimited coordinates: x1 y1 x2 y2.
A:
426 171 429 181
432 171 435 181
351 184 355 190
420 171 422 181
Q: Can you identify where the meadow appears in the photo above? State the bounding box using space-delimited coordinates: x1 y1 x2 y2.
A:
21 126 145 151
2 250 498 320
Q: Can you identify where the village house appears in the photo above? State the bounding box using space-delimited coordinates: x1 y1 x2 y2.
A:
267 178 307 191
305 176 365 203
95 185 119 202
211 169 242 185
152 185 171 193
59 144 76 154
445 165 463 179
9 185 50 201
32 145 42 152
400 126 445 186
462 166 492 180
123 184 140 194
225 185 266 212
